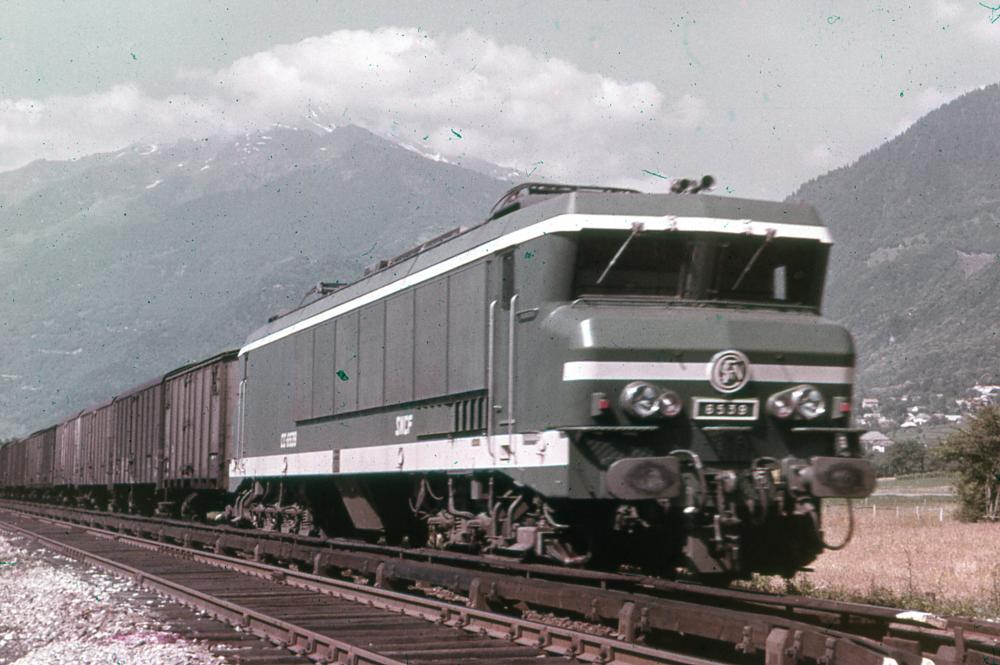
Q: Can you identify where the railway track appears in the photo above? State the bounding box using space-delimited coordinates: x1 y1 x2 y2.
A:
0 508 710 664
1 499 997 664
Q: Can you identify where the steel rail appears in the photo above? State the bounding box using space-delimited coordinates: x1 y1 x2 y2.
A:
2 499 997 664
0 515 401 665
0 498 979 634
0 510 715 665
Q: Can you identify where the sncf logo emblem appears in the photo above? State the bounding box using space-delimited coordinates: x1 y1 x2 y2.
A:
708 350 750 394
394 414 413 436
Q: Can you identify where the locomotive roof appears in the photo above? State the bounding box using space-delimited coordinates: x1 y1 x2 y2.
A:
242 189 828 354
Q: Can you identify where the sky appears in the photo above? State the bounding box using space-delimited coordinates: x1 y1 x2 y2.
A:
3 0 1000 198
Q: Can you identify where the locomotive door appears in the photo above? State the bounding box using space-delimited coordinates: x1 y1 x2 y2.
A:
488 250 517 457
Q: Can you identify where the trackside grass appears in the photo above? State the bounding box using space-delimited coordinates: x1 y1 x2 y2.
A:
740 476 1000 619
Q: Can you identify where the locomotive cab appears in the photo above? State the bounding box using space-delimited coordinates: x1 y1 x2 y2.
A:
502 196 875 577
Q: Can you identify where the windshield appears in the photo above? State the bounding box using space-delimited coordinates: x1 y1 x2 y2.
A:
572 230 827 309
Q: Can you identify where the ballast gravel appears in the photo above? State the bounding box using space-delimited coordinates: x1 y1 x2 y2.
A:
0 530 226 665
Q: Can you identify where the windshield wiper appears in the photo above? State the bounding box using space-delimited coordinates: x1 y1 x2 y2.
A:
730 228 776 290
596 222 644 285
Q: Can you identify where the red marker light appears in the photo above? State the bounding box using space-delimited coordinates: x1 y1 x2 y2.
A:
590 392 611 417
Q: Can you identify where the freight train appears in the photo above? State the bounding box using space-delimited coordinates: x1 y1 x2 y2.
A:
0 183 876 580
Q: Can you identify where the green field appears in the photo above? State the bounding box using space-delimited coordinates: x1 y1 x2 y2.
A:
875 472 957 492
855 473 957 507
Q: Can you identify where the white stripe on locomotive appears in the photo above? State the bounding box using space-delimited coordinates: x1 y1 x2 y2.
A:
562 361 854 384
240 213 833 355
228 431 570 478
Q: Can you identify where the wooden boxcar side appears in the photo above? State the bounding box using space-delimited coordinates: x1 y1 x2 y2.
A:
163 351 239 490
54 414 82 488
81 402 114 487
23 427 56 488
111 379 163 487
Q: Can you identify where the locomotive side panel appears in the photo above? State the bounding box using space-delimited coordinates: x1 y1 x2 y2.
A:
414 278 448 400
231 254 495 481
312 322 335 419
308 257 492 447
358 302 386 409
446 263 488 395
292 328 314 423
334 311 360 413
384 291 415 405
241 336 296 461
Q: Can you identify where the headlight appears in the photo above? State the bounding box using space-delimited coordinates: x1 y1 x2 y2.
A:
795 387 826 419
621 382 661 419
656 390 683 417
621 382 683 419
768 392 796 419
767 384 826 420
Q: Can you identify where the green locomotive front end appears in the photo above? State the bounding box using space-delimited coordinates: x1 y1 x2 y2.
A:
498 192 875 577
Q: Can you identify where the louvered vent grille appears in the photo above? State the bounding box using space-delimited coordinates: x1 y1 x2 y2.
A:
452 396 486 434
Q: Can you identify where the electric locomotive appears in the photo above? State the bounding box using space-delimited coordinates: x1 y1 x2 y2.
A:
227 183 875 579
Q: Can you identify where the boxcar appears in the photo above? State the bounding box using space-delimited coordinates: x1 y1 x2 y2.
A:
23 426 56 488
107 377 163 510
162 351 239 495
80 401 114 491
8 438 26 490
0 440 16 489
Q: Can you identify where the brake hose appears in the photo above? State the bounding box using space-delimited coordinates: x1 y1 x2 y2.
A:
816 499 855 551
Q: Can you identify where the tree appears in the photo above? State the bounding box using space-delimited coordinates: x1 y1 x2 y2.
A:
938 405 1000 522
888 440 926 476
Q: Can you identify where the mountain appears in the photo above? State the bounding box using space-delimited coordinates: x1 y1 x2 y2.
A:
0 125 508 437
789 83 1000 400
8 83 998 437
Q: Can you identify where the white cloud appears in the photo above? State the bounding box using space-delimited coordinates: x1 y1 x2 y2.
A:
0 85 236 171
928 0 1000 43
935 1 1000 43
889 86 959 136
933 0 964 21
970 14 1000 42
665 94 707 129
0 28 700 186
802 143 838 169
